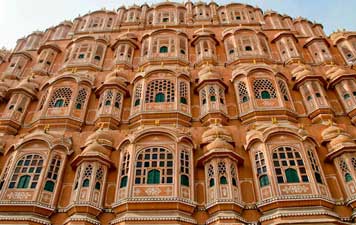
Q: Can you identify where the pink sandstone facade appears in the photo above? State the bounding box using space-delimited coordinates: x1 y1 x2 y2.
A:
1 1 356 224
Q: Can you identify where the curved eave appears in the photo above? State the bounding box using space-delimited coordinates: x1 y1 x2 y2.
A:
303 37 330 48
95 83 129 97
37 43 62 54
197 149 244 167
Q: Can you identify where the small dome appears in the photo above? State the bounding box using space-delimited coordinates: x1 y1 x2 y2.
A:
329 133 354 147
104 69 128 87
206 137 234 151
198 65 221 83
324 65 347 82
291 64 313 82
321 124 344 141
10 78 39 97
85 129 113 148
0 80 10 98
202 124 233 144
82 141 111 157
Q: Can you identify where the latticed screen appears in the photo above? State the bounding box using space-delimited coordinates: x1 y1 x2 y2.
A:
253 79 277 99
145 79 175 103
49 87 73 108
180 150 190 186
9 154 43 189
273 146 308 184
44 155 61 192
120 151 130 188
75 88 88 109
338 159 352 182
255 151 269 187
238 81 249 103
135 147 173 184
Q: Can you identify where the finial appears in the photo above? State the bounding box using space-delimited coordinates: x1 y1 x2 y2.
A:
253 59 256 64
99 122 105 130
271 117 278 124
44 124 50 133
327 119 333 126
161 62 164 68
155 120 160 126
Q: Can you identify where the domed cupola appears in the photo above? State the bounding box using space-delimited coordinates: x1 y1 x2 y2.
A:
95 69 129 129
323 65 356 124
0 77 39 134
69 128 115 219
195 65 228 124
201 122 233 144
197 122 243 215
321 122 356 160
291 63 332 123
321 121 356 205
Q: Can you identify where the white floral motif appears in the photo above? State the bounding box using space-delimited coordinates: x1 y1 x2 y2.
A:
7 191 32 200
281 185 309 194
145 187 161 196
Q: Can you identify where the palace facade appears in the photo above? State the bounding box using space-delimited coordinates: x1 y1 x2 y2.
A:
0 1 356 224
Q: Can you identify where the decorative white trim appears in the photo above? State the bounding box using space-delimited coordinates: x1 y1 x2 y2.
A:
112 197 196 208
0 213 51 225
205 199 244 210
64 213 101 225
110 214 197 225
206 211 248 224
58 202 102 213
256 195 335 207
0 201 54 211
259 207 352 223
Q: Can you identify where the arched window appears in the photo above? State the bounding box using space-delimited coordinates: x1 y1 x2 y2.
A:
159 46 168 53
285 168 299 183
44 155 61 192
95 182 101 190
54 99 64 107
81 164 93 187
255 151 269 187
147 169 160 184
208 164 215 187
120 151 130 188
273 146 308 184
181 175 189 186
120 176 128 188
209 86 217 102
104 90 113 106
344 93 351 100
180 149 190 187
135 147 173 184
345 173 353 182
49 87 73 108
259 175 269 187
82 179 90 187
18 175 31 188
201 89 207 105
75 88 88 110
44 181 55 192
245 46 252 51
155 93 165 102
218 161 227 184
231 164 238 187
134 84 142 107
0 156 13 190
95 167 104 191
278 80 290 101
220 176 228 184
339 159 352 182
145 80 175 103
307 149 323 184
261 91 271 99
9 154 43 189
238 81 249 103
114 93 122 109
253 79 277 99
179 81 188 105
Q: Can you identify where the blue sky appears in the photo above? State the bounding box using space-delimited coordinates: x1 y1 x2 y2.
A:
0 0 353 49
